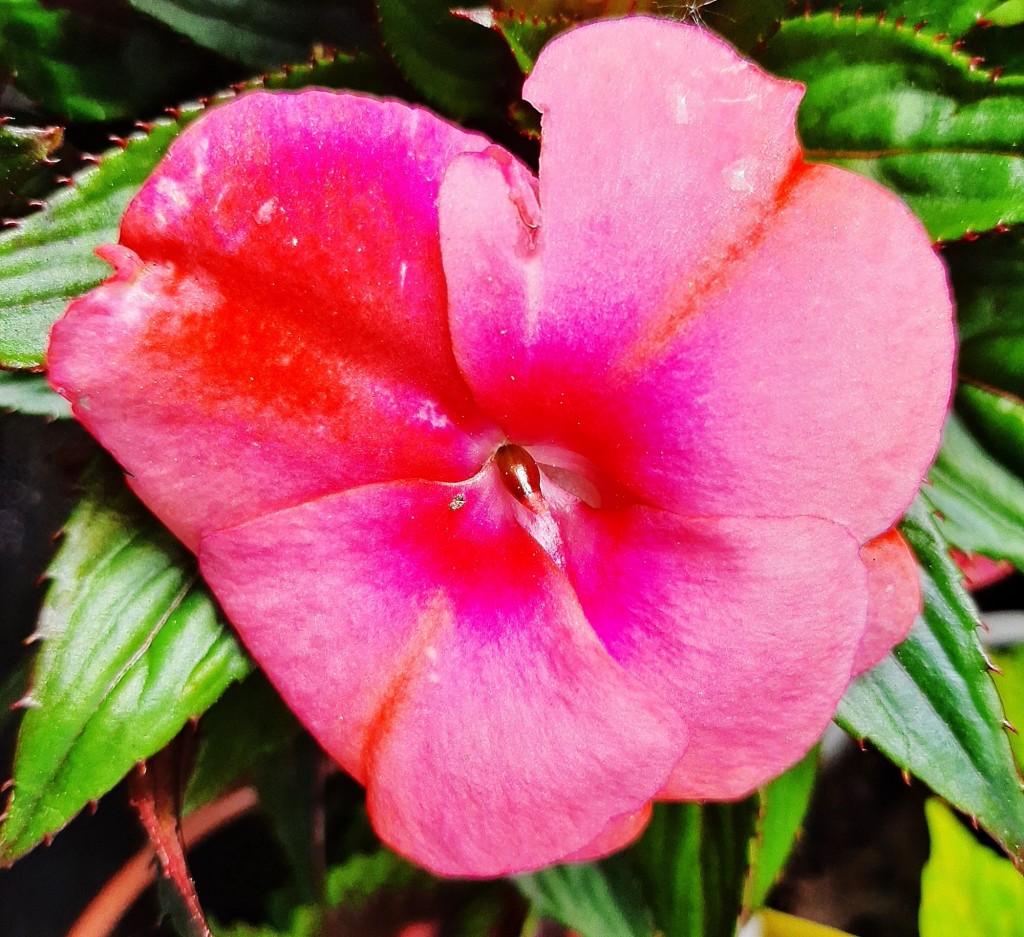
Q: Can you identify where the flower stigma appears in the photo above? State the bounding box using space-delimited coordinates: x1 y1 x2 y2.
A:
495 443 543 510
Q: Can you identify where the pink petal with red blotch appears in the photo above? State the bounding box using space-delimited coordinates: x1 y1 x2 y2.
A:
199 472 682 877
46 15 957 877
554 502 868 800
853 530 921 675
440 19 953 543
49 91 500 550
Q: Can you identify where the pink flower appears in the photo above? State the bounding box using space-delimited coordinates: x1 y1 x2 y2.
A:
48 18 954 876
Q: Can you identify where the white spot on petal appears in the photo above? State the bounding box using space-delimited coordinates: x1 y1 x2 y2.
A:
415 400 450 429
189 138 210 181
669 83 691 124
256 198 277 224
725 158 756 194
718 92 759 105
154 177 188 208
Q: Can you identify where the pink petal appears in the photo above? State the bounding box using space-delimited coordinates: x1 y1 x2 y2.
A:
559 805 652 864
555 502 868 800
199 473 682 876
950 549 1014 591
441 19 953 542
853 529 920 676
49 91 500 550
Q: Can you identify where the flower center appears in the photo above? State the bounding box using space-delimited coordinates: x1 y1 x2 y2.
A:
494 443 564 568
494 443 542 507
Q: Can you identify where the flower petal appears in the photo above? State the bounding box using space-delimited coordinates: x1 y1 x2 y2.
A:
559 805 653 864
441 19 953 541
50 91 499 550
442 14 802 430
853 529 920 676
199 474 682 876
556 503 868 800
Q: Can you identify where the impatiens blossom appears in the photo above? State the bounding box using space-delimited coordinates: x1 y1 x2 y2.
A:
48 17 954 876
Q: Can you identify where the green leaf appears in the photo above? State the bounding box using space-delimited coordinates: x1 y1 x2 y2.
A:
0 461 251 866
253 734 322 904
0 119 179 370
947 232 1024 344
462 8 571 76
958 334 1024 399
836 495 1024 870
956 383 1024 480
324 848 429 908
211 849 431 937
927 413 1024 569
0 371 70 418
832 1 1007 35
518 799 757 937
634 800 757 937
0 120 61 208
962 20 1024 76
702 0 790 52
758 13 1024 241
0 0 209 121
0 51 399 371
124 0 368 70
990 0 1024 26
0 656 32 740
920 799 1024 937
745 747 819 912
949 232 1024 393
991 644 1024 772
183 673 302 815
517 860 651 937
377 0 517 119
